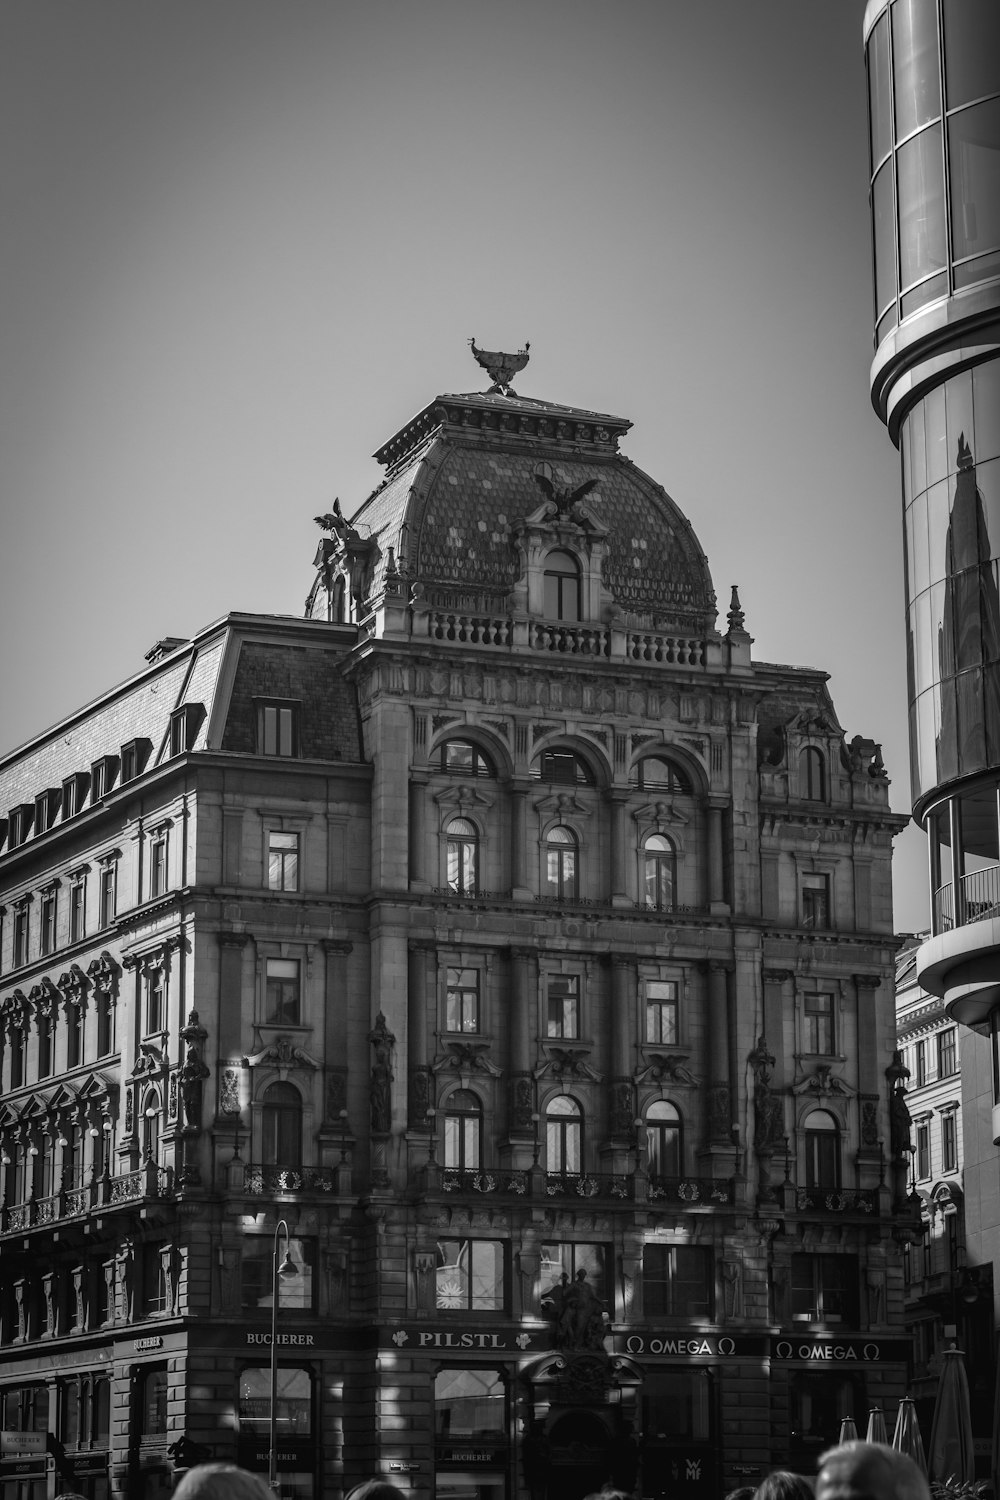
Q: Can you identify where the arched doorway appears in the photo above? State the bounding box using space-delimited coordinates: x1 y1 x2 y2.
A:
545 1411 613 1500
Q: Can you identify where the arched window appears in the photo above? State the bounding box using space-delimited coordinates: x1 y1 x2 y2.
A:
545 826 578 899
543 550 580 621
646 1101 682 1179
642 833 677 910
804 1109 840 1192
535 748 594 785
632 757 692 794
142 1091 161 1164
446 817 479 894
800 747 826 801
546 1095 583 1176
439 740 495 777
262 1082 302 1169
444 1090 482 1172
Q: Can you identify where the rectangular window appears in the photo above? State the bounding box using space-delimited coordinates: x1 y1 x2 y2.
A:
61 773 88 820
257 702 298 757
942 1112 957 1173
70 875 86 944
7 804 33 848
145 970 165 1035
240 1235 316 1311
90 757 118 803
802 876 831 930
265 959 301 1025
546 975 580 1039
938 1028 957 1078
916 1122 931 1179
804 993 835 1054
238 1366 313 1438
38 1016 53 1080
150 836 168 899
99 862 117 928
267 831 300 892
791 1253 858 1324
34 791 59 835
645 980 678 1045
96 989 114 1057
915 1039 928 1086
446 967 480 1033
40 889 57 956
642 1245 713 1318
66 1004 83 1070
13 903 29 968
436 1239 504 1312
142 1246 170 1316
9 1026 24 1089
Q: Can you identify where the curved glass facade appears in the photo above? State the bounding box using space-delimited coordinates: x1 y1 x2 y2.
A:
866 0 1000 348
904 359 1000 801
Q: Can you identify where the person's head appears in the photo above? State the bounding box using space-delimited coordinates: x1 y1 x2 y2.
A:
726 1487 757 1500
754 1472 813 1500
172 1466 274 1500
343 1483 404 1500
816 1442 931 1500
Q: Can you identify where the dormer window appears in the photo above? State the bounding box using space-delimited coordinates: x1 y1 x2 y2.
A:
121 738 152 783
543 550 580 621
169 704 203 758
91 757 119 804
61 773 89 820
7 804 33 849
34 790 60 835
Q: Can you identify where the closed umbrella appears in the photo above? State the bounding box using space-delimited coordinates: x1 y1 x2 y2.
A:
929 1344 975 1484
867 1408 889 1444
892 1396 928 1475
839 1416 859 1443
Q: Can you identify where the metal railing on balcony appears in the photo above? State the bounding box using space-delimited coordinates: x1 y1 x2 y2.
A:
243 1164 341 1195
795 1186 877 1215
544 1172 632 1200
646 1175 735 1206
441 1168 530 1196
934 862 1000 933
0 1165 172 1235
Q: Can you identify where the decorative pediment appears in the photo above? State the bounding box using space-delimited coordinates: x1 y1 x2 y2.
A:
1 989 29 1027
432 1041 502 1077
57 965 88 1004
793 1064 854 1097
533 790 593 821
535 1047 602 1083
635 1053 699 1087
633 799 689 829
87 951 118 991
29 978 59 1019
245 1036 320 1072
434 784 494 817
131 1044 166 1081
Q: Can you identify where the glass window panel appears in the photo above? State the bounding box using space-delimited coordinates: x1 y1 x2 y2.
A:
954 247 1000 287
239 1367 312 1435
901 270 948 319
434 1368 505 1438
949 98 1000 261
876 304 899 347
974 362 1000 467
946 370 976 483
868 13 893 172
893 0 942 140
927 477 953 590
436 1240 503 1312
872 160 897 318
644 1370 713 1444
897 125 947 291
910 397 928 497
925 383 949 486
943 0 1000 109
907 492 929 599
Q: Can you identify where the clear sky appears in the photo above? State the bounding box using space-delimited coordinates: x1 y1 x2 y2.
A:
0 1 928 932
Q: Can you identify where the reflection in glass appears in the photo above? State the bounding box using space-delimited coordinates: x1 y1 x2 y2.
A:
949 98 1000 262
897 126 946 291
436 1239 503 1311
943 0 1000 110
435 1368 505 1438
872 162 896 318
892 0 941 141
239 1368 312 1435
974 361 1000 467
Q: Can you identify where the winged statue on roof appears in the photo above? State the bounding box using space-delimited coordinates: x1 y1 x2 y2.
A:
469 337 530 395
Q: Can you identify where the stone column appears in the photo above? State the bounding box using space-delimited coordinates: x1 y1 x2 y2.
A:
704 960 735 1165
407 941 436 1127
506 948 536 1164
609 793 630 906
708 803 727 910
510 779 531 897
409 774 429 888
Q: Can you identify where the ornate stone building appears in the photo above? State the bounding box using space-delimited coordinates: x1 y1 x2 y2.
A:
0 350 909 1500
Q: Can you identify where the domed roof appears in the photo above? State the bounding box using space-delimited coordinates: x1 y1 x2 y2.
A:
311 379 717 633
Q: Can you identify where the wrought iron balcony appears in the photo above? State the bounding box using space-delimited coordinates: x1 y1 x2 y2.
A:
0 1165 172 1236
646 1175 736 1207
243 1164 343 1196
794 1186 878 1216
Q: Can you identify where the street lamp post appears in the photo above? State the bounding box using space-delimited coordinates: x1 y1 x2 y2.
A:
268 1220 297 1494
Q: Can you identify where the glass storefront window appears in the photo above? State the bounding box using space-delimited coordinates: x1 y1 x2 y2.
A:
867 12 892 172
893 0 941 141
643 1369 713 1443
898 125 946 291
435 1369 506 1439
436 1240 504 1312
949 98 1000 263
240 1236 315 1312
238 1367 312 1437
943 0 1000 110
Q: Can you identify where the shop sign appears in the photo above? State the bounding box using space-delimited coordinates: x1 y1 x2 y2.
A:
0 1459 46 1477
245 1333 316 1347
0 1433 46 1456
247 1449 315 1471
771 1337 910 1363
387 1327 543 1352
73 1453 110 1476
437 1446 504 1467
614 1333 768 1359
135 1337 164 1352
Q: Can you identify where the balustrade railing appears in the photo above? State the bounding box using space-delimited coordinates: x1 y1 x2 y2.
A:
647 1175 735 1206
420 608 708 669
626 633 705 666
0 1165 171 1235
243 1164 340 1195
441 1168 530 1196
544 1172 632 1200
794 1186 877 1215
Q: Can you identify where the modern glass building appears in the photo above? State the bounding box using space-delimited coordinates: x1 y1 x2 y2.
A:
864 0 1000 1386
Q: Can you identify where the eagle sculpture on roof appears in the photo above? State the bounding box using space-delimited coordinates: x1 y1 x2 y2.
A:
469 337 530 396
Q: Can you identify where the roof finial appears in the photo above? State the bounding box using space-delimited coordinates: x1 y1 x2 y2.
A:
469 337 530 396
727 584 746 634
